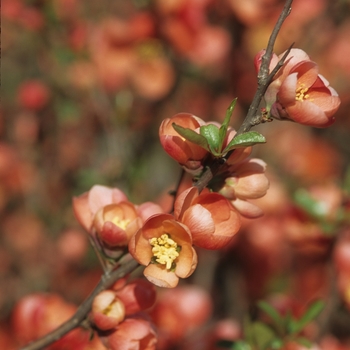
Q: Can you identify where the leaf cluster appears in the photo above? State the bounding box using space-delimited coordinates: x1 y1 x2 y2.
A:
217 300 325 350
172 99 266 159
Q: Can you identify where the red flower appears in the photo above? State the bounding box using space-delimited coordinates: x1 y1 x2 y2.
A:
174 187 241 249
128 214 197 288
17 80 50 111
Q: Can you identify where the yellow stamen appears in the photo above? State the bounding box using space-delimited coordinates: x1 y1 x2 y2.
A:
150 234 180 270
295 83 311 102
111 217 130 230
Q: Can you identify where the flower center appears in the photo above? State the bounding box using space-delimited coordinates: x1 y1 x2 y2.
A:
295 84 310 102
149 234 181 270
111 217 130 230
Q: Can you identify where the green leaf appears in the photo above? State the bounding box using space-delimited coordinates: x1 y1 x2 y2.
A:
270 338 284 349
232 341 251 350
223 131 266 153
289 300 325 334
245 321 277 350
172 123 210 151
294 189 327 219
219 98 237 145
200 124 221 155
257 301 283 328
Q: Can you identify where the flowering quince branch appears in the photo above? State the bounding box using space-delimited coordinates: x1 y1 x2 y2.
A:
19 257 139 350
236 0 294 135
17 0 343 348
181 1 294 193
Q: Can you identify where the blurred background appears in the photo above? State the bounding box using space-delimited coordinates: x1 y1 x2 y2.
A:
1 0 350 348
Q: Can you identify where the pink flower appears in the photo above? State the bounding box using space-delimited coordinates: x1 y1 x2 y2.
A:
159 113 208 171
174 187 241 249
73 185 127 232
73 185 163 247
258 48 341 127
128 214 198 288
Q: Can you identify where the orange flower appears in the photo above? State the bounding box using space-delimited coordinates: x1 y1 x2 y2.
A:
73 185 127 233
100 316 157 350
73 185 163 247
91 290 126 331
221 158 270 218
94 202 142 247
159 113 208 172
114 278 157 316
128 214 197 288
174 187 241 249
257 48 341 127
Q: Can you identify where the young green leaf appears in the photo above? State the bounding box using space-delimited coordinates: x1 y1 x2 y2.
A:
219 98 237 146
245 320 277 350
293 189 326 219
200 124 221 155
172 123 210 151
232 341 251 350
223 131 266 153
257 301 283 328
289 300 325 334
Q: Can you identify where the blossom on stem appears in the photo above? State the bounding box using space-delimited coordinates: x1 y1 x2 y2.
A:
73 185 163 247
91 290 126 331
174 187 241 249
255 48 341 127
91 279 156 331
128 214 197 288
221 158 270 218
159 113 208 172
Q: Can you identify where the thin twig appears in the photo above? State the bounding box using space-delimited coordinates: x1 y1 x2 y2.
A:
195 0 294 192
19 2 295 349
20 257 140 350
236 0 294 136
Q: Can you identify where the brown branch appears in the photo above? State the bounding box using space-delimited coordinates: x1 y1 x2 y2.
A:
195 0 294 192
236 0 294 135
20 256 140 350
19 2 295 349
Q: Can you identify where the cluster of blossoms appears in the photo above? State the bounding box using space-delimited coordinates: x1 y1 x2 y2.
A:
68 47 343 349
91 278 157 349
255 48 341 127
74 111 270 290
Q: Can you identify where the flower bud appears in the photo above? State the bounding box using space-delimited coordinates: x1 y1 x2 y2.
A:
91 290 126 331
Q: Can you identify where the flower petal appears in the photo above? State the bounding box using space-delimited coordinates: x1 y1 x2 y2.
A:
291 60 318 87
181 204 215 237
232 198 264 218
144 264 179 288
175 246 198 278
